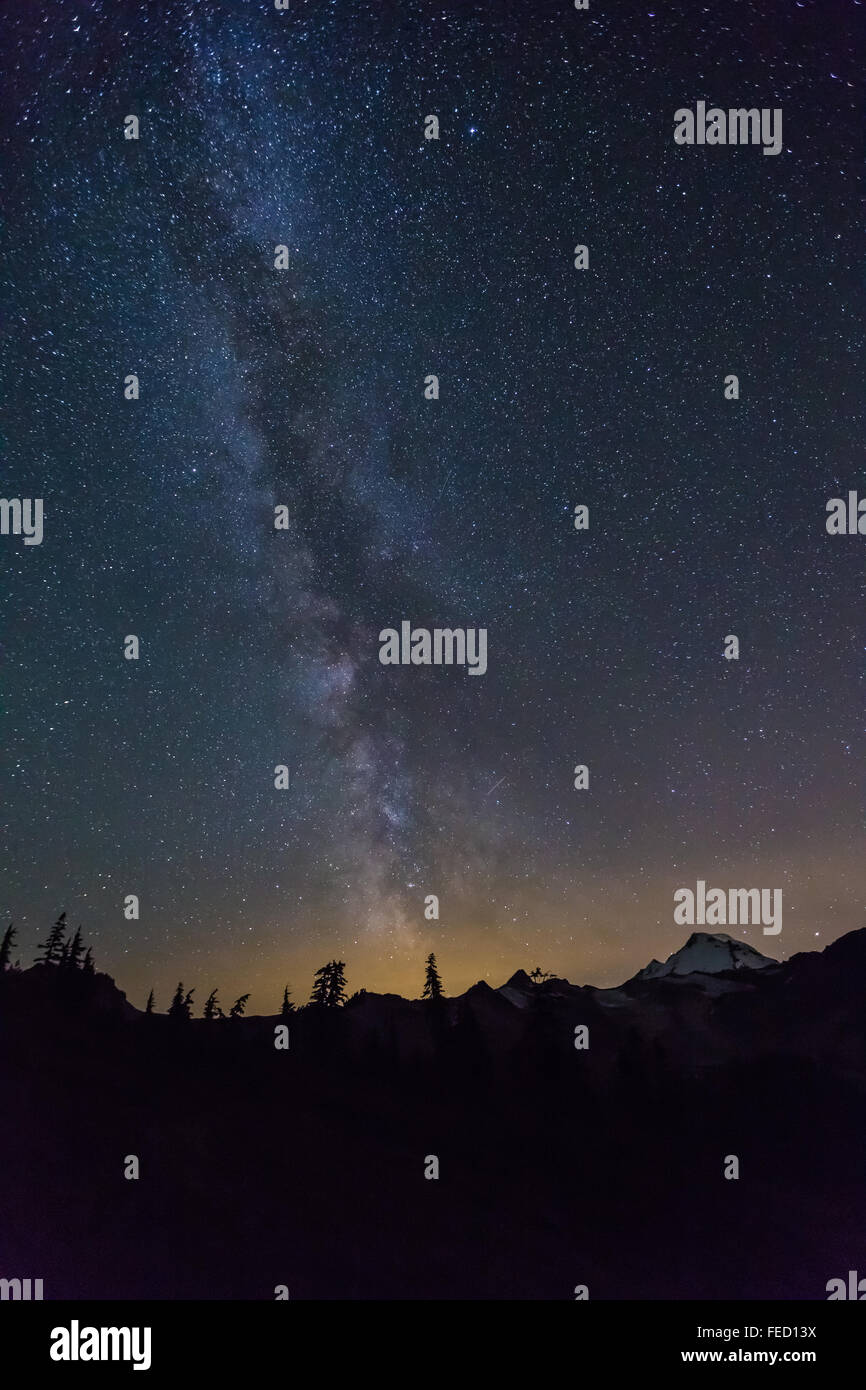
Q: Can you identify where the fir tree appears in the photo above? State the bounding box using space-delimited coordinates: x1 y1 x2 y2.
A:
421 952 444 1000
229 993 250 1018
328 960 347 1006
310 960 347 1007
145 989 155 1015
203 989 221 1021
82 947 95 975
280 985 295 1017
36 912 67 966
168 982 190 1020
63 927 85 971
310 962 331 1006
0 922 16 970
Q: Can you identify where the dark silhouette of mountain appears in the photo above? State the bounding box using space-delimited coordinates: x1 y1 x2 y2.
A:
0 929 863 1299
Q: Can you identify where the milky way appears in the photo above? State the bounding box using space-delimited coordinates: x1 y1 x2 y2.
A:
1 0 862 1005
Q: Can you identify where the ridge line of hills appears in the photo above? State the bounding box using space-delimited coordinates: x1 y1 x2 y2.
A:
5 926 863 1016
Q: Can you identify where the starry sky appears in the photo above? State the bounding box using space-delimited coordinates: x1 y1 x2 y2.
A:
1 0 862 1010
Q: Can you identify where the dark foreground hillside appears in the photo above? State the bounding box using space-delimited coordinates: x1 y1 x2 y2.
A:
1 932 864 1300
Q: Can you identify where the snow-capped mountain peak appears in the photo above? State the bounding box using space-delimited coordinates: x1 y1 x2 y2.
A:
634 932 776 981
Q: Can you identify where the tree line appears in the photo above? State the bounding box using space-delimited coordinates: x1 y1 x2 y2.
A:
0 920 449 1018
2 922 558 1019
1 912 96 974
150 952 446 1021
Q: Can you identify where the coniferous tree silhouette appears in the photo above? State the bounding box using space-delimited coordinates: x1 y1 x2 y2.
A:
63 926 85 971
0 922 17 970
421 952 444 1000
310 960 347 1006
280 985 295 1016
36 912 67 966
329 960 347 1005
203 989 222 1020
229 993 250 1018
310 963 331 1005
145 989 155 1015
81 947 95 975
169 982 191 1020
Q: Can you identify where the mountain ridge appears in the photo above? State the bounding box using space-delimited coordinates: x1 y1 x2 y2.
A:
3 926 861 1023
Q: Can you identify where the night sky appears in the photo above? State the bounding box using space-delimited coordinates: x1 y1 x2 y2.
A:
2 0 862 1010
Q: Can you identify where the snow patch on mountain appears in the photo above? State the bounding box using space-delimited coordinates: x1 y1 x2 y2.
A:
635 932 776 981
